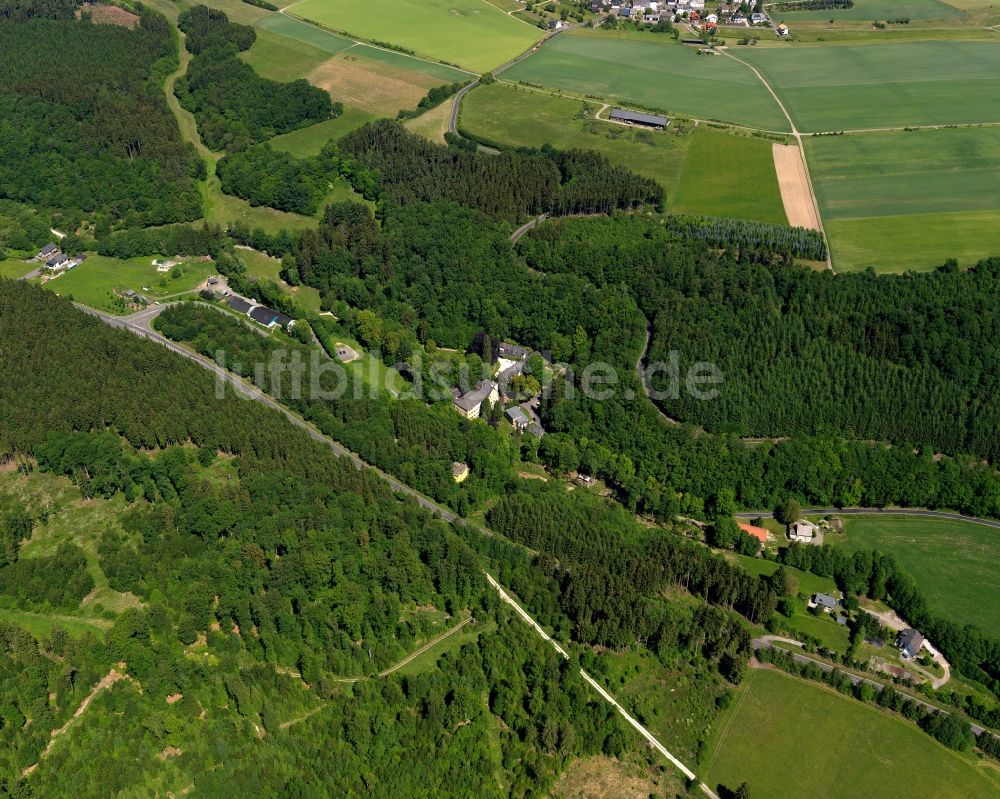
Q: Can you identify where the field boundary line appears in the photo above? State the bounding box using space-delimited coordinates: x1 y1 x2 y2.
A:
702 668 755 777
477 0 539 29
277 9 480 75
722 49 832 269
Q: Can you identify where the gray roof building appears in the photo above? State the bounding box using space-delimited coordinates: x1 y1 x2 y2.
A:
812 593 838 610
38 243 57 257
249 306 293 328
896 628 924 659
610 108 669 129
506 406 530 429
227 296 254 314
452 381 498 416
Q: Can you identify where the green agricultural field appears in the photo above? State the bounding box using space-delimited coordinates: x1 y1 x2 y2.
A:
40 255 215 314
739 42 1000 132
775 0 961 22
284 0 542 72
807 127 1000 219
504 34 790 131
704 668 999 799
0 258 32 279
831 515 1000 637
460 82 691 200
240 247 323 312
672 126 787 224
270 107 377 156
255 12 356 54
825 210 1000 272
240 27 334 83
805 127 1000 271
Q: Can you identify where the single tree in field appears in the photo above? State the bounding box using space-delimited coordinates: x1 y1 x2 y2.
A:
776 497 802 525
735 783 751 799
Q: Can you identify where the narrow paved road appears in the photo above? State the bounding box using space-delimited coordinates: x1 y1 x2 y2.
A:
735 507 1000 530
79 300 710 789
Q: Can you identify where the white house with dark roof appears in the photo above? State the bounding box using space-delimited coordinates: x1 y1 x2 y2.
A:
788 519 820 543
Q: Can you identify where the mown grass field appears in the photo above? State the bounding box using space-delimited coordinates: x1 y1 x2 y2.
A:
285 0 541 72
740 42 1000 132
459 82 787 219
503 34 790 131
460 82 691 200
239 247 323 312
40 255 215 314
255 12 356 53
805 127 1000 271
240 27 335 82
825 210 1000 272
0 258 32 279
704 668 1000 799
270 108 377 156
775 0 961 22
831 515 1000 637
672 127 787 224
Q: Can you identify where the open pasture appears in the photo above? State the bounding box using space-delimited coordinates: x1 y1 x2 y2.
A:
831 515 1000 637
240 27 335 83
704 668 999 799
740 42 1000 131
775 0 961 22
284 0 542 72
503 34 790 131
40 255 215 314
806 127 1000 219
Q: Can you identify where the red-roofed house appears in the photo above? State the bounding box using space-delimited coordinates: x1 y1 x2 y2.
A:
738 522 769 544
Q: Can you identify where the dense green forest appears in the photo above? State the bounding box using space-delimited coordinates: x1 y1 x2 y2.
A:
0 6 202 226
338 121 664 221
519 215 1000 463
0 280 643 796
0 201 52 254
175 6 336 151
216 144 334 214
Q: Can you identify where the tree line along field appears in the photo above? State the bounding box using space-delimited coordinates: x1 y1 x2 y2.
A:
283 0 542 72
829 516 1000 638
458 83 787 223
738 42 1000 133
775 0 962 23
805 127 1000 271
704 668 999 799
502 33 791 132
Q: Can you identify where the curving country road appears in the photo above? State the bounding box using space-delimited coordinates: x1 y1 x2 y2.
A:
735 507 1000 530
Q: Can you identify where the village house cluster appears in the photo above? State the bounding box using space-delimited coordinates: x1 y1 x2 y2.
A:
33 242 85 273
589 0 784 34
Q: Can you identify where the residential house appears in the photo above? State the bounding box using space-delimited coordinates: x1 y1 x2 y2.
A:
451 381 499 420
498 341 532 360
788 519 819 543
619 6 632 16
811 593 838 612
896 628 924 659
776 22 789 35
44 252 67 270
737 522 768 545
451 462 470 483
36 243 57 260
506 406 530 431
750 11 767 23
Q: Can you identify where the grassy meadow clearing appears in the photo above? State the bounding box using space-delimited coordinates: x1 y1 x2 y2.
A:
775 0 962 22
831 515 1000 637
285 0 541 72
39 256 215 314
739 41 1000 132
502 33 790 131
703 667 1000 799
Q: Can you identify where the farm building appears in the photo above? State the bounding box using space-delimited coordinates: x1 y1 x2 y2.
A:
609 108 669 129
249 306 293 329
227 295 254 314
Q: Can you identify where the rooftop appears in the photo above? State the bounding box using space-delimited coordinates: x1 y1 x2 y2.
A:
610 108 669 127
453 381 497 412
